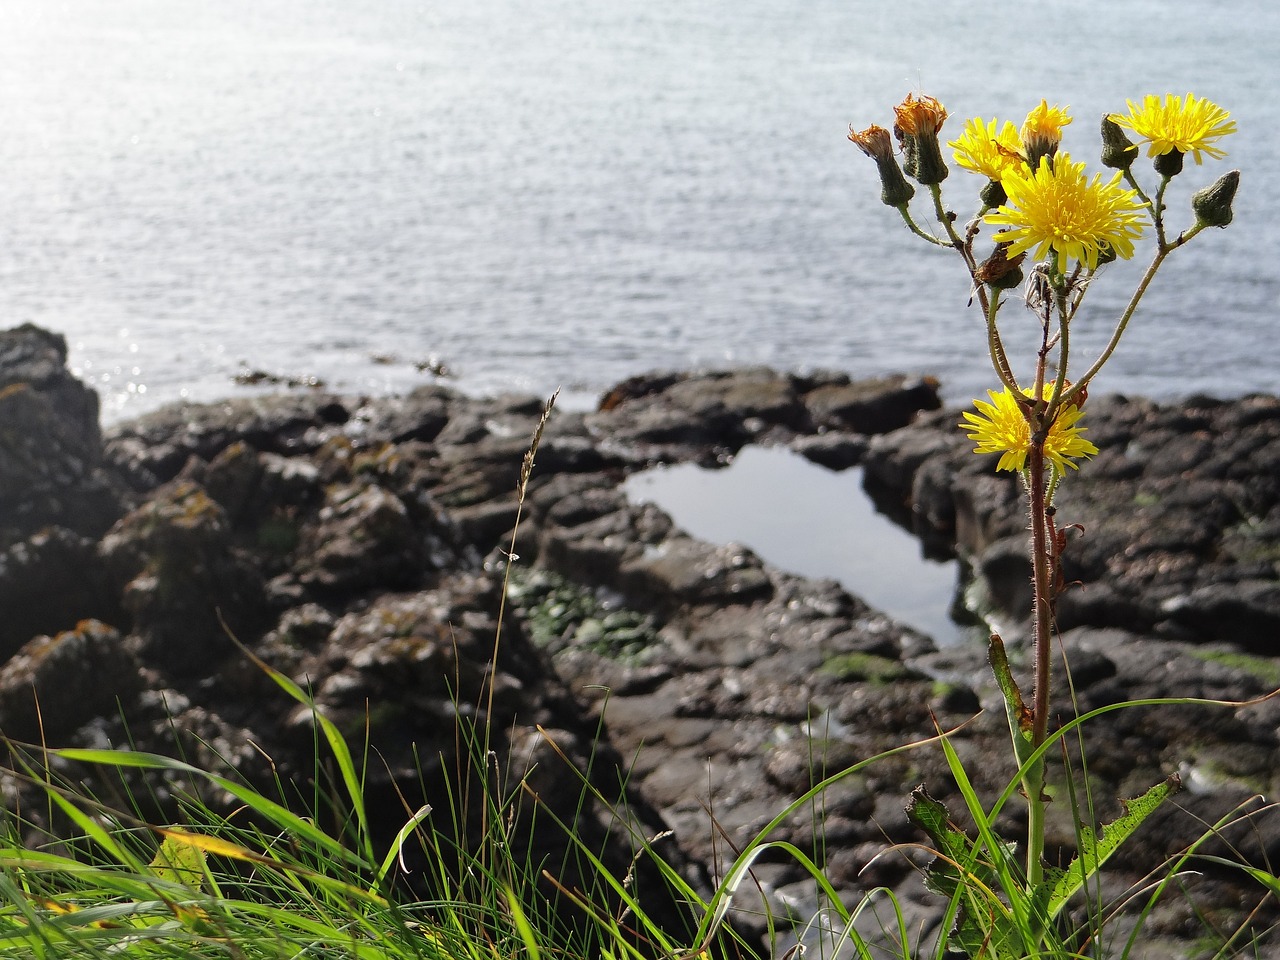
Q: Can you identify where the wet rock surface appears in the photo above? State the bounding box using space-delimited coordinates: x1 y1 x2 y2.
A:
0 323 1276 955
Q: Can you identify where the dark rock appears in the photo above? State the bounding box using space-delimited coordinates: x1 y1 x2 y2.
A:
1159 580 1280 652
0 324 100 453
0 527 118 661
0 620 141 742
619 537 773 611
103 393 353 490
358 385 452 443
0 325 127 546
790 431 869 470
587 369 940 467
294 482 424 595
802 374 941 433
100 479 267 676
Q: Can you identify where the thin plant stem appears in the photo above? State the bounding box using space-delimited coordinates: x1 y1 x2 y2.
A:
1047 278 1071 423
896 205 951 247
1153 175 1172 247
929 183 968 253
1064 246 1167 404
986 291 1020 393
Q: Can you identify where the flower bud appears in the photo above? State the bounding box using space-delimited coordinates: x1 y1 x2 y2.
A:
849 124 916 207
1100 115 1138 171
1154 148 1185 178
979 178 1007 208
1192 169 1240 228
1021 100 1071 172
893 93 949 186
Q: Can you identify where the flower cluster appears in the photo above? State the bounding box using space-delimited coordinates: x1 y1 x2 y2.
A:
849 89 1238 483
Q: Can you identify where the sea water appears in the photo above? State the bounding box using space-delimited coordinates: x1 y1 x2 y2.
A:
0 0 1276 424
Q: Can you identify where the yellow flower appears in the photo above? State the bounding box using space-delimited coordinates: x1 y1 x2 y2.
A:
948 117 1024 181
985 153 1147 272
1112 93 1236 164
961 385 1098 473
1020 100 1072 166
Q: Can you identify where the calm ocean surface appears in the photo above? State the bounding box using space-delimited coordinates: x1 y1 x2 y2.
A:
1 0 1277 423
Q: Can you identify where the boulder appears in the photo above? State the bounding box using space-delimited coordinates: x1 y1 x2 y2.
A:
0 620 142 743
0 325 127 545
0 527 118 661
100 480 267 676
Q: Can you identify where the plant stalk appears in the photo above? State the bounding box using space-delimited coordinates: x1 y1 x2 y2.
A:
1025 436 1054 886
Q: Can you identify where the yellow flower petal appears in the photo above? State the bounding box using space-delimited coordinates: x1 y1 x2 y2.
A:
960 385 1099 473
985 153 1147 272
1112 93 1235 165
948 117 1024 181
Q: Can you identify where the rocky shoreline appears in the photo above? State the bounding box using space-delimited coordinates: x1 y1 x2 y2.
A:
1 323 1277 955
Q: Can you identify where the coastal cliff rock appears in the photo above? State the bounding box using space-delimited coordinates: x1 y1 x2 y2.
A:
0 324 1276 954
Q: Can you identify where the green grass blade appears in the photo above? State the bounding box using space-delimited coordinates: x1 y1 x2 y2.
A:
374 804 434 892
42 790 143 875
231 637 376 866
51 748 369 871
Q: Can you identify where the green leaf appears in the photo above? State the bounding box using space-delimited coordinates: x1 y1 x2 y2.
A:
988 634 1036 762
1046 773 1182 918
149 833 210 891
905 786 1023 960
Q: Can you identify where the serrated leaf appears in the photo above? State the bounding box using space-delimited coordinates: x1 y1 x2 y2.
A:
1047 774 1182 918
906 786 1024 959
906 786 971 892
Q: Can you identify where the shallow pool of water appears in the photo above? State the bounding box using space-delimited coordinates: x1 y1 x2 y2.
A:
623 445 976 646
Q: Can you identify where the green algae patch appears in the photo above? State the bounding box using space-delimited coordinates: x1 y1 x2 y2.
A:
507 568 659 663
819 652 914 685
1186 648 1280 689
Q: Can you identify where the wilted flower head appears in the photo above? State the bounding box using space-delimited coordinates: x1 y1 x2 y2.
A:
1021 100 1072 169
961 384 1098 474
849 123 916 207
849 124 895 160
893 93 948 137
893 93 949 185
1112 93 1236 166
986 152 1147 272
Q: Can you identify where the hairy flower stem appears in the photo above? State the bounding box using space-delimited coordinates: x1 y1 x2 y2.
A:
1025 437 1054 886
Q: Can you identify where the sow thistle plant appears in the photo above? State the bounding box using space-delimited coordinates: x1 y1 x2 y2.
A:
850 92 1245 956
